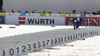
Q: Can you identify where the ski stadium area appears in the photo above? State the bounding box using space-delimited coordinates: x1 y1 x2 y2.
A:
1 0 100 56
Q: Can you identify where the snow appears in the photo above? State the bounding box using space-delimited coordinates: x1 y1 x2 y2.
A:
0 25 100 56
0 25 74 38
26 35 100 56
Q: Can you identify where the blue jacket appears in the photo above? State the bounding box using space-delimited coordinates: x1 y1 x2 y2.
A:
69 17 84 26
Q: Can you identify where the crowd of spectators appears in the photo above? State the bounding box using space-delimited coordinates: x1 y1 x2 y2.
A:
92 11 100 15
0 9 6 13
0 9 93 15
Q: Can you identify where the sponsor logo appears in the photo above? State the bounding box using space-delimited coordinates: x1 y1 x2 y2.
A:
82 17 100 26
27 18 55 24
18 17 26 24
18 17 55 24
66 17 100 26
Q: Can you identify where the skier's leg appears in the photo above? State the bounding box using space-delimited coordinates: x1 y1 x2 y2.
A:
76 23 81 29
74 25 75 30
77 25 79 28
74 25 77 30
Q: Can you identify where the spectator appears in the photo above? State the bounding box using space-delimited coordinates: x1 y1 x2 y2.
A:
37 11 40 14
84 11 86 14
0 10 2 13
87 12 90 14
12 10 15 13
92 11 100 15
59 11 61 14
48 10 52 14
80 11 82 14
18 10 21 13
32 11 34 13
72 10 76 14
65 11 69 14
25 10 29 13
2 9 6 13
43 10 45 13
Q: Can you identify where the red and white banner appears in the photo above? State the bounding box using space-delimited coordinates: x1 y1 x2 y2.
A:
66 17 100 26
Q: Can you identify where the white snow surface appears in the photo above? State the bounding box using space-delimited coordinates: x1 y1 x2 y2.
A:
0 25 100 56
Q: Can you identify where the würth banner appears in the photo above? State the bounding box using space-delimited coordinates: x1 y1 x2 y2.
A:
66 17 100 26
5 16 66 25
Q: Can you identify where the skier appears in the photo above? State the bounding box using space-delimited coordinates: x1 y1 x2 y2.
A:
69 17 84 30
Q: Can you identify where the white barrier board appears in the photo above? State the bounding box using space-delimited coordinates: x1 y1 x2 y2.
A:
5 16 66 25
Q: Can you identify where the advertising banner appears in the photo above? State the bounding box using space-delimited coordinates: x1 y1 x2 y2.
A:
66 17 100 26
0 16 5 24
6 16 66 25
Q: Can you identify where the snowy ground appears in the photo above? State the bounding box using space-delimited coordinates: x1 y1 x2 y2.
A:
0 25 100 56
0 25 75 38
27 35 100 56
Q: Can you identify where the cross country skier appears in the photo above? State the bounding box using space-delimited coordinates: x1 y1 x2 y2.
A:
69 17 84 30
